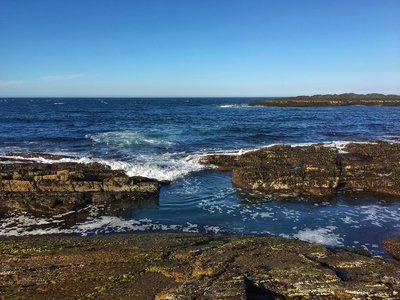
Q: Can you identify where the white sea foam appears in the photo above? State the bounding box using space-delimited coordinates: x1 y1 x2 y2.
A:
86 130 176 146
0 138 395 183
357 205 400 227
99 155 206 181
0 210 224 237
340 216 359 224
293 226 344 246
219 104 249 108
201 140 382 159
0 152 206 182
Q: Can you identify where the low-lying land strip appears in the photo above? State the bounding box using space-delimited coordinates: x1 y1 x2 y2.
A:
249 93 400 107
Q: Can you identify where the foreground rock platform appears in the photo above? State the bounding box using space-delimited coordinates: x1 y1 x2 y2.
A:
0 233 399 299
200 141 400 197
0 153 163 214
249 93 400 107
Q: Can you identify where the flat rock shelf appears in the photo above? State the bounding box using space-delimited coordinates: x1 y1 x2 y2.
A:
200 141 400 198
1 233 400 299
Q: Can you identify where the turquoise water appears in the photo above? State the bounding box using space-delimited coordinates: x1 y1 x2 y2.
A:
0 98 399 256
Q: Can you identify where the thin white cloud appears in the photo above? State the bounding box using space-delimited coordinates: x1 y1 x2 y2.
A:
0 80 24 87
41 74 85 80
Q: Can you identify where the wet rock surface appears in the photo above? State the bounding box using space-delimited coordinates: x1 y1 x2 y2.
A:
0 233 399 299
249 93 400 107
200 141 400 197
0 154 163 214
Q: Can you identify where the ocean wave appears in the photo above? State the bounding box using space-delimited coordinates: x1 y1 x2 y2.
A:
98 154 206 181
1 139 398 182
0 152 206 182
219 104 249 108
86 130 176 146
201 140 385 157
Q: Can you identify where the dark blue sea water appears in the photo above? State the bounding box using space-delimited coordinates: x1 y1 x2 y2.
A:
1 98 400 256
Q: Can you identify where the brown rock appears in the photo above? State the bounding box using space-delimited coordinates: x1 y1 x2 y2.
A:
382 236 400 260
0 154 164 214
1 234 399 299
200 141 400 197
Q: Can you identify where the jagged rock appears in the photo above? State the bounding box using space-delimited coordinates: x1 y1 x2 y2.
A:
200 141 400 197
382 236 400 260
1 234 399 299
0 155 164 214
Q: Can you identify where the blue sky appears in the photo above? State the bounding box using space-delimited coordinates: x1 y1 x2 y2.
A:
0 0 399 97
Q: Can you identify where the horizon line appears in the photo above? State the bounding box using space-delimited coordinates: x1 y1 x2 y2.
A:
1 93 399 99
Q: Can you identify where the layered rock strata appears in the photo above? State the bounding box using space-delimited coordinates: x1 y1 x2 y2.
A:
1 234 399 299
200 141 400 197
0 154 162 213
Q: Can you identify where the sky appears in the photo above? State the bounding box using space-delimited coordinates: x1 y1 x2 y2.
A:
0 0 399 97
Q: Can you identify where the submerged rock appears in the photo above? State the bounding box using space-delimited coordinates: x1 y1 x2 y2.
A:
0 154 164 214
200 141 400 197
1 234 399 299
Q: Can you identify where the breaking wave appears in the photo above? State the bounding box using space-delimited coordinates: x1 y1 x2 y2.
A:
219 104 249 108
0 152 206 182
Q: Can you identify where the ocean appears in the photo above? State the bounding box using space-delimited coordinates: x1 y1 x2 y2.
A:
1 97 400 256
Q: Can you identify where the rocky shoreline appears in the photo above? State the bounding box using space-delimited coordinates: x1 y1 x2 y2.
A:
1 233 400 299
1 147 400 298
0 153 165 214
200 141 400 198
249 93 400 107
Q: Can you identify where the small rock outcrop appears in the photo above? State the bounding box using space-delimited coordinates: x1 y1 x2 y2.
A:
0 154 163 213
249 93 400 107
382 236 400 260
200 141 400 197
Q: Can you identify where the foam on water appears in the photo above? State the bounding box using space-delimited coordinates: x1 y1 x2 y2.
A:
86 130 176 146
219 104 249 108
293 226 344 246
0 139 393 182
0 209 224 237
1 98 400 251
100 155 206 181
0 152 206 182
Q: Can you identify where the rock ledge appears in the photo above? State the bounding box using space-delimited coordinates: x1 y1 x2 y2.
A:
200 141 400 197
0 154 163 213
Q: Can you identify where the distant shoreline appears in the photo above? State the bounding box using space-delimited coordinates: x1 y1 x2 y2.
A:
249 93 400 107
